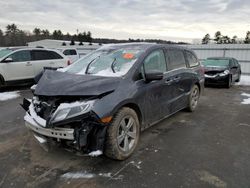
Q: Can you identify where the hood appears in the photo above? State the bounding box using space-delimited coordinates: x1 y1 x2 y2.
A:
34 70 122 97
204 66 228 72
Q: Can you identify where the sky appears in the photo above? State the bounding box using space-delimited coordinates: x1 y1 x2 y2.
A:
0 0 249 42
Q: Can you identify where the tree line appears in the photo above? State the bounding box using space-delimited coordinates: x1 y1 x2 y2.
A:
202 31 250 44
0 23 93 47
0 23 189 47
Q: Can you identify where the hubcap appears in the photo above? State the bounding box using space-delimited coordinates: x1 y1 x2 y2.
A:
191 87 199 109
117 115 137 153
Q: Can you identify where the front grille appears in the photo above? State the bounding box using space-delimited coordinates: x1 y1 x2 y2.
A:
205 70 223 75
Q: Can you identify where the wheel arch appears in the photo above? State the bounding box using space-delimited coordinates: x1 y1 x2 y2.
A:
118 103 143 127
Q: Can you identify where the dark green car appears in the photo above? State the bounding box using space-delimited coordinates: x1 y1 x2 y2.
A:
202 57 241 88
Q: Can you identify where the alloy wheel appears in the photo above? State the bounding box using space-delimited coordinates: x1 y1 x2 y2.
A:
117 115 137 153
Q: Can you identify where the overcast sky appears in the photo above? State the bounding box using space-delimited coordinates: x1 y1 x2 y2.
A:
0 0 249 42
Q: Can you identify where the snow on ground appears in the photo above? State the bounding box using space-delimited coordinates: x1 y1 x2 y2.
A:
236 75 250 86
88 150 103 157
0 91 20 101
241 93 250 104
61 171 112 179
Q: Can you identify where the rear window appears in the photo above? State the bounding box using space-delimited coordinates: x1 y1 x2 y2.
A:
185 51 199 67
32 50 63 60
167 49 186 70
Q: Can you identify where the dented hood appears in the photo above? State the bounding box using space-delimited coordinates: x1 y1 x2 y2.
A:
34 70 122 97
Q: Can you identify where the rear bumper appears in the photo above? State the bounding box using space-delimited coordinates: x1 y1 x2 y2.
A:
24 113 74 140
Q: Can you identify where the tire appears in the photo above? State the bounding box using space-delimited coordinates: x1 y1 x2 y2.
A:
186 84 200 112
226 76 232 88
104 107 140 160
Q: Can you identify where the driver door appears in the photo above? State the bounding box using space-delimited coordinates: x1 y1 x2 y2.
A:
1 50 34 81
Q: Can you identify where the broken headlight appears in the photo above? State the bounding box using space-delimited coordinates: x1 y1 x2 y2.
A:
219 70 230 77
50 100 95 123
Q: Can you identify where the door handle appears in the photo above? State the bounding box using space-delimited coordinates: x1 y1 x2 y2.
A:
26 62 32 66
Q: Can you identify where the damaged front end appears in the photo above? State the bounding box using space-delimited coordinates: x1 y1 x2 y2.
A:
22 96 108 155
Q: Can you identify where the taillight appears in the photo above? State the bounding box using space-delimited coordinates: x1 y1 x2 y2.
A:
67 60 71 66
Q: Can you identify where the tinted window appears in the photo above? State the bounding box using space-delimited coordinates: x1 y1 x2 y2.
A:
8 50 31 62
185 51 199 67
33 50 51 60
143 50 166 73
167 49 186 70
49 51 63 59
33 50 62 60
63 49 77 55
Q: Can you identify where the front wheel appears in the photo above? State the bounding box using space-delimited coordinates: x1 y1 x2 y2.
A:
186 84 200 112
226 76 232 88
104 107 140 160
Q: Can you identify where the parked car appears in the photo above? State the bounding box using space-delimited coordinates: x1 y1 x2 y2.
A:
58 48 80 63
202 57 241 88
22 43 204 160
0 48 70 87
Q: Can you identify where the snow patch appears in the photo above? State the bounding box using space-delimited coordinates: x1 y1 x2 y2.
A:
61 171 112 179
241 93 250 104
236 75 250 86
88 150 103 157
29 102 46 127
61 171 95 179
0 91 20 101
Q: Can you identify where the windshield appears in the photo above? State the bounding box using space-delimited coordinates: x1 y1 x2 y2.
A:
202 59 229 67
65 47 144 77
0 49 12 59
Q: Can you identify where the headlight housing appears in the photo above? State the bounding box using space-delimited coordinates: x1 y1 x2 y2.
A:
50 100 95 123
219 70 230 77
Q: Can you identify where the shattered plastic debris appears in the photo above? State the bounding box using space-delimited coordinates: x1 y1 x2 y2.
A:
28 102 46 127
88 150 103 157
0 91 20 101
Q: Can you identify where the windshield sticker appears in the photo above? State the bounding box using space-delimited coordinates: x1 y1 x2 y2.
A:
123 53 135 59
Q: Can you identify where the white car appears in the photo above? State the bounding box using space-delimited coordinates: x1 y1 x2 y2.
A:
0 48 70 87
58 48 80 63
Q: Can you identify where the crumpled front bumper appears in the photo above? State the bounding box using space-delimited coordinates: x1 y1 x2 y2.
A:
24 113 74 140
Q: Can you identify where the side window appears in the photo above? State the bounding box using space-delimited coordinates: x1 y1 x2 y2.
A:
70 50 77 55
167 49 186 70
63 49 77 56
185 51 199 67
32 50 51 61
48 51 63 59
63 50 71 56
143 50 166 73
8 50 31 62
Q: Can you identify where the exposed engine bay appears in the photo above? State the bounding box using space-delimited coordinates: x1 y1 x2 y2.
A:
22 95 107 155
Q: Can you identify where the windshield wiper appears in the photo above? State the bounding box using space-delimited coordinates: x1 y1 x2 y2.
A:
85 56 100 74
111 58 117 73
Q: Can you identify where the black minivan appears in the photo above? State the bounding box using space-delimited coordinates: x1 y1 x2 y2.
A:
23 43 204 160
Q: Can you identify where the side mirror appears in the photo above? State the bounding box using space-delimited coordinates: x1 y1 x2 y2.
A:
3 57 13 63
145 70 164 82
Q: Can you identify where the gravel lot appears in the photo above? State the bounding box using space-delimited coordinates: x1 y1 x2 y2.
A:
0 85 250 188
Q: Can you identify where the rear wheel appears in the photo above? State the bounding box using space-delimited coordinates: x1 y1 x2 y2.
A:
105 107 140 160
186 84 200 112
